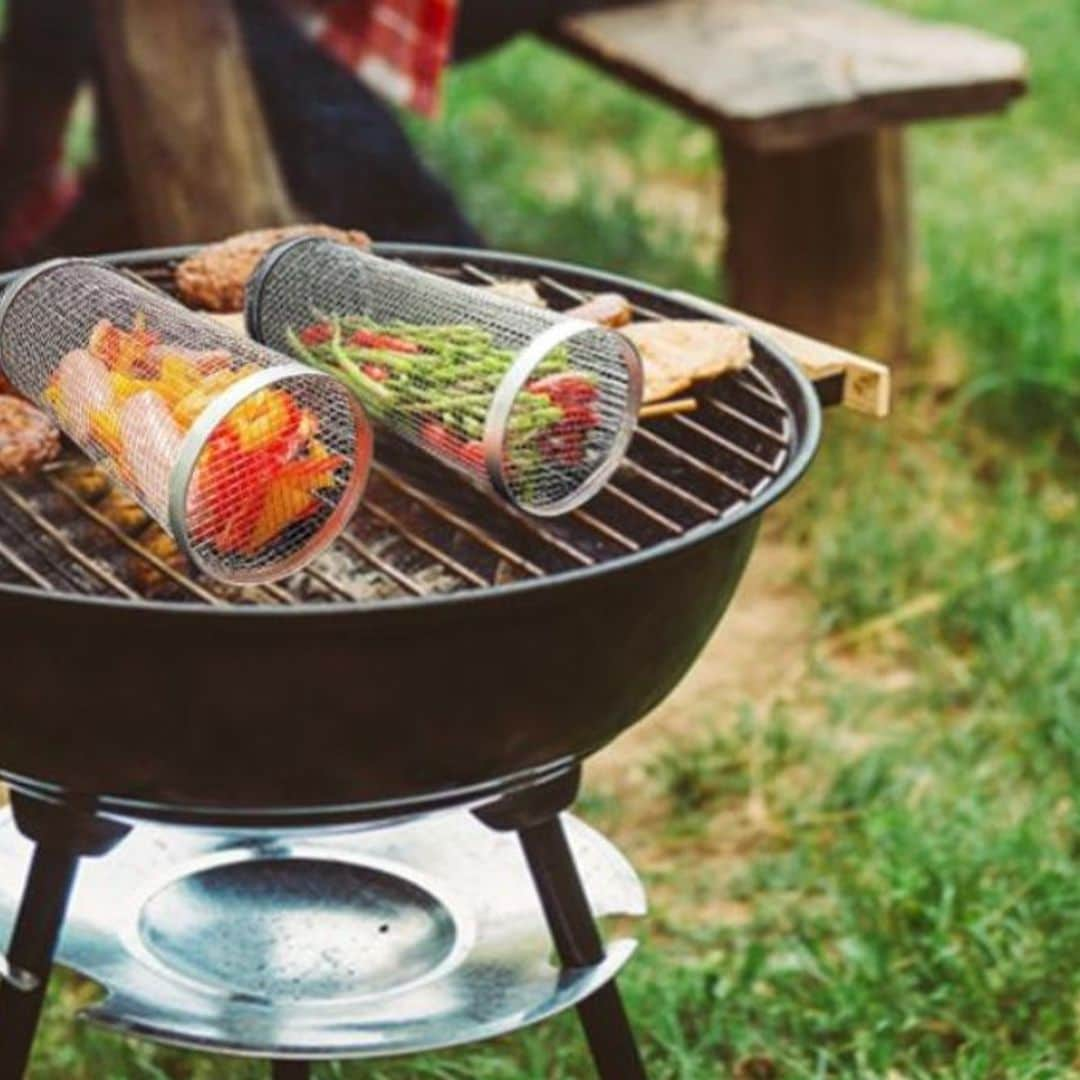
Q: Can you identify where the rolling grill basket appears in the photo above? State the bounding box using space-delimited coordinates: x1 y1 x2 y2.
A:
246 238 644 516
0 258 371 584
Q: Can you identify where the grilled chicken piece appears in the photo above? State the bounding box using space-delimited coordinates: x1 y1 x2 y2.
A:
622 320 753 403
176 224 372 312
62 463 112 502
129 525 189 594
565 292 633 328
97 489 151 535
0 396 61 477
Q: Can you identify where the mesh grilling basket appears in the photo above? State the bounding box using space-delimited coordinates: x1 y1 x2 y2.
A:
0 258 371 584
246 237 643 516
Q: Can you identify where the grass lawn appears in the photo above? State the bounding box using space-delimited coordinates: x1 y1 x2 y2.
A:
23 0 1080 1076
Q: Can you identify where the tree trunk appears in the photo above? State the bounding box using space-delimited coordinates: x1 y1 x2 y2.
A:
93 0 296 245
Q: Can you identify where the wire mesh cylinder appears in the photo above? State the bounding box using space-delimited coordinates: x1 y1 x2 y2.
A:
246 238 643 515
0 258 371 584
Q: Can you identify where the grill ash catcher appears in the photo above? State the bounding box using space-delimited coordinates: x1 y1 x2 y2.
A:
245 237 643 516
0 769 648 1080
0 243 842 1079
0 258 370 584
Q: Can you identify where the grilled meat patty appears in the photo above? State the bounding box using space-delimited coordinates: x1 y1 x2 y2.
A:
176 225 372 312
622 320 753 403
0 395 62 477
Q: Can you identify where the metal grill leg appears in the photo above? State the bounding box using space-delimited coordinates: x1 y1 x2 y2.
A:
0 842 79 1080
475 767 648 1080
517 817 648 1080
0 793 128 1080
271 1060 311 1080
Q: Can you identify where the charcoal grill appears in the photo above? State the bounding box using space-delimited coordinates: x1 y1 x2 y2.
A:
0 243 823 1079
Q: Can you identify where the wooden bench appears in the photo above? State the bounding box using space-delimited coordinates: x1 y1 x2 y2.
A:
552 0 1027 359
83 0 891 416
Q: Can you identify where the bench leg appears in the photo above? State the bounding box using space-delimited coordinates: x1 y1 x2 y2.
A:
721 129 909 361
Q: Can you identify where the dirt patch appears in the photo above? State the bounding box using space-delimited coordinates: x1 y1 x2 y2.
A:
580 539 816 927
586 539 811 795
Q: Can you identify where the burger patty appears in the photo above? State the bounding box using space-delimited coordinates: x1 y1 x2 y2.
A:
176 224 372 313
0 395 62 477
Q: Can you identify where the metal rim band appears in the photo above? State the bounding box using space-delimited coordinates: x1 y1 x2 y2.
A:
483 319 644 517
168 361 371 585
244 235 336 344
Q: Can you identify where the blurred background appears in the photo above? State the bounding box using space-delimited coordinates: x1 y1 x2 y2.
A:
2 0 1077 1076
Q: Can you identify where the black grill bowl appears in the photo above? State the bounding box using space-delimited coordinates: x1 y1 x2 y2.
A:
0 246 820 826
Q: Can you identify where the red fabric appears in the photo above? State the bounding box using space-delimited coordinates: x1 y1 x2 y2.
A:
286 0 458 116
0 0 458 263
0 147 82 266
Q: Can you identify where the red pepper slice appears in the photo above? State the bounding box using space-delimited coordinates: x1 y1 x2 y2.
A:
190 426 278 553
362 363 390 381
555 402 600 429
277 452 348 485
456 440 486 471
299 323 334 346
528 372 598 407
421 420 462 458
348 328 420 353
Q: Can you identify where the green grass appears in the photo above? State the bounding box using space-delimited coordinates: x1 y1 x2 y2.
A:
20 0 1080 1075
406 0 1080 446
404 37 720 295
894 0 1080 446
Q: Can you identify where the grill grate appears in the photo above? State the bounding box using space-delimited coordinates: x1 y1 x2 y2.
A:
0 250 793 608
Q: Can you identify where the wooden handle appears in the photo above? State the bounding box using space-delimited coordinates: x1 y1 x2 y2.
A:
639 397 697 420
669 291 891 417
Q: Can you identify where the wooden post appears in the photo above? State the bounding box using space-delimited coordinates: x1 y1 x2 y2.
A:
93 0 295 245
721 129 910 362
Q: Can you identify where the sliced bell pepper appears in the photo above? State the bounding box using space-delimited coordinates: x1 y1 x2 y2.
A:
171 368 248 430
348 327 420 353
89 317 159 375
455 440 486 471
227 387 302 458
276 446 347 489
242 476 320 555
239 444 349 555
189 426 275 553
89 408 123 459
527 372 599 407
299 323 334 346
109 371 156 405
155 353 204 408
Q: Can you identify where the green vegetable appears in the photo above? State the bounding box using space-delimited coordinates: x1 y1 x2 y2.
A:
289 313 600 480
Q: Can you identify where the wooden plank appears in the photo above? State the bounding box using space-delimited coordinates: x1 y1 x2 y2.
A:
93 0 296 245
553 0 1027 151
669 289 891 417
639 397 698 420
